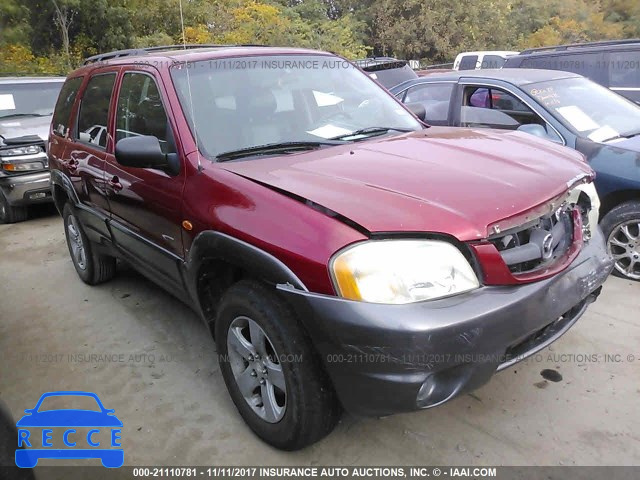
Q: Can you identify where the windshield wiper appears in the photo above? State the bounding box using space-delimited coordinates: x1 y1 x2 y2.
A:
329 126 415 141
215 140 344 162
620 129 640 139
0 113 51 120
601 129 640 143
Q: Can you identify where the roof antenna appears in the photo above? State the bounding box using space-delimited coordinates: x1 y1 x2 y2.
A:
179 0 203 172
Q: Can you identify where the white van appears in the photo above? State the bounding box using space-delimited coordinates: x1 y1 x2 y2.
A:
453 51 519 70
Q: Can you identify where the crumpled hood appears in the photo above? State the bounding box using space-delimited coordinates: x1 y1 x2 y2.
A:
0 115 51 143
222 127 593 240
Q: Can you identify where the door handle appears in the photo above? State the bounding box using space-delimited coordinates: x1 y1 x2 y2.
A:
67 158 79 173
108 176 123 192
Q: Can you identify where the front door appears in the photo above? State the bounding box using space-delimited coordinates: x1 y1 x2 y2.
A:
104 69 186 290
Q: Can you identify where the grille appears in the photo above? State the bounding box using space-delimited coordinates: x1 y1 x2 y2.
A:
490 206 575 274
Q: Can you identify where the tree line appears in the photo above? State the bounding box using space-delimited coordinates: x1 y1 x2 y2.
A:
1 0 639 74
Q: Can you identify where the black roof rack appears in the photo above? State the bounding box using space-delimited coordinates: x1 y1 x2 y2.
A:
520 38 640 55
83 44 266 65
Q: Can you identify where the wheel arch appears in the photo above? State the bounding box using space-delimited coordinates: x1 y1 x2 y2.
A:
184 231 309 329
51 169 79 214
599 189 640 219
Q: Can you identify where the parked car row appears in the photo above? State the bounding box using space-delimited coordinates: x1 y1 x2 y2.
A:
1 40 637 451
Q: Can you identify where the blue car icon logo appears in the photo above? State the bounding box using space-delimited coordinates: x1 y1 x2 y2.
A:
15 391 123 468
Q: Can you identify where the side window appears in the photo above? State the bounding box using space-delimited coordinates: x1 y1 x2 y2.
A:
461 86 562 142
609 50 640 88
480 55 506 69
76 74 116 149
521 53 603 81
489 90 531 113
116 73 173 153
52 76 83 137
404 83 453 123
458 55 478 71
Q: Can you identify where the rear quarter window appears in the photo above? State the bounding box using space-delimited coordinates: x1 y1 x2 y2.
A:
52 77 83 137
480 55 507 69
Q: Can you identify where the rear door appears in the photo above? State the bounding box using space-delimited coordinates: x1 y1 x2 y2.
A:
49 75 84 180
64 69 118 242
104 67 186 290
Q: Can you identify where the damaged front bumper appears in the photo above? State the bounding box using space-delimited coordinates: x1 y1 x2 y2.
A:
277 228 614 417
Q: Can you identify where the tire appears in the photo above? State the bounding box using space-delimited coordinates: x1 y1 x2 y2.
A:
63 203 116 285
215 280 341 450
0 192 28 224
600 200 640 281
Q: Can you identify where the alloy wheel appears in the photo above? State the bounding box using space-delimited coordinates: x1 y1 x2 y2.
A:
67 214 87 270
226 316 286 423
608 220 640 280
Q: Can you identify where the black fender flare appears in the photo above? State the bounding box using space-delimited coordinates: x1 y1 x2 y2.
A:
183 230 309 309
50 169 80 209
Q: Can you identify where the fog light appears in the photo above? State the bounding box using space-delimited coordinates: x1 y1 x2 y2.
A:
415 363 478 408
416 376 438 407
29 192 47 200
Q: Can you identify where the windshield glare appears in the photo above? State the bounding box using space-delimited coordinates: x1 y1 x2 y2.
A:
171 55 421 158
527 77 640 142
0 81 63 119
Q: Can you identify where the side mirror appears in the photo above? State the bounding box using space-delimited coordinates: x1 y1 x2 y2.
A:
517 123 553 140
115 136 179 174
405 102 427 122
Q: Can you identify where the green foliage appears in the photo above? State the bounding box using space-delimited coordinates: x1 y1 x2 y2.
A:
0 0 637 74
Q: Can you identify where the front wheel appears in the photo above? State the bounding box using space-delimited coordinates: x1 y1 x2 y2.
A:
601 200 640 281
0 192 28 224
215 280 341 450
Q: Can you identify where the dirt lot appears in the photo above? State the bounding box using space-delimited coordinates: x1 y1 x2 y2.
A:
1 206 639 468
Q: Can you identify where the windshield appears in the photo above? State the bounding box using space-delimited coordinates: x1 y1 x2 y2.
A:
526 77 640 142
0 81 64 119
170 55 422 159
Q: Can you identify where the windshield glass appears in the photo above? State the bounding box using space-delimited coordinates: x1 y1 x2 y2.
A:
170 55 421 158
526 77 640 142
0 81 64 119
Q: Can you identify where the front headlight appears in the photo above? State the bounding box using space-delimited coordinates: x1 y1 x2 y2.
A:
574 181 600 228
0 145 43 157
330 240 480 304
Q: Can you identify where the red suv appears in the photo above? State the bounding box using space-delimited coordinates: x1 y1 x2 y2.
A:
49 45 613 450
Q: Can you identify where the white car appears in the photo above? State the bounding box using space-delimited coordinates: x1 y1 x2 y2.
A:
453 51 519 70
